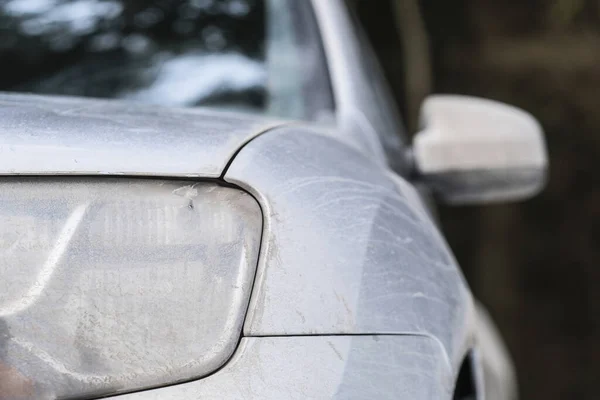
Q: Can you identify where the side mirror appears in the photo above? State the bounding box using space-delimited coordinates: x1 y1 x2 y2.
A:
412 95 548 204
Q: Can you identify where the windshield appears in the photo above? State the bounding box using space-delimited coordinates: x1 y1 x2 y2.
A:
0 0 334 121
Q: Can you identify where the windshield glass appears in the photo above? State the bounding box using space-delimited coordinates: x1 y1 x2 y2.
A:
0 0 334 120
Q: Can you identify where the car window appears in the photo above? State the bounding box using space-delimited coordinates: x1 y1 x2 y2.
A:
349 0 408 126
0 0 334 121
343 0 409 171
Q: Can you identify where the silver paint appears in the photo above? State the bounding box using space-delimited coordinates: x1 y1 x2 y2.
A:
310 0 410 174
225 127 475 372
109 335 453 400
475 303 519 400
0 93 283 177
413 95 548 204
0 0 524 398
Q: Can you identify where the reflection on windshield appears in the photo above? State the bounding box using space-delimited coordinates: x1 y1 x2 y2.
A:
0 0 267 111
120 53 265 108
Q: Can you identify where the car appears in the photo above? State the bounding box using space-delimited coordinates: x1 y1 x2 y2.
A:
0 0 547 399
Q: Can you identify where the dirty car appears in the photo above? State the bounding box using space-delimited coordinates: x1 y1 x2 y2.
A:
0 0 547 399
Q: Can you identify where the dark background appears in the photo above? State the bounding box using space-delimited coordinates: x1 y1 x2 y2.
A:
358 1 599 398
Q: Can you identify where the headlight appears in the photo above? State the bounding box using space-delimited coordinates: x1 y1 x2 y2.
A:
0 178 262 399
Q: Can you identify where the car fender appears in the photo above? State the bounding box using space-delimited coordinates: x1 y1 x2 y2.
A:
225 126 476 374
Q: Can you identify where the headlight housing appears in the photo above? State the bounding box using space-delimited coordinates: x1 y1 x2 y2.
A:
0 178 262 399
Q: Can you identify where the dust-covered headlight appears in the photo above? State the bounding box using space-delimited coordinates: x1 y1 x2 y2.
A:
0 178 262 399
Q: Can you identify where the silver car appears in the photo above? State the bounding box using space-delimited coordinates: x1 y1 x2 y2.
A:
0 0 547 399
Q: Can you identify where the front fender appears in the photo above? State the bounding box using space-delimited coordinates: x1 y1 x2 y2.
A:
224 127 476 373
109 335 453 399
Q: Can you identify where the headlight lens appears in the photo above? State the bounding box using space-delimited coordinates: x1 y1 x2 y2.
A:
0 178 262 399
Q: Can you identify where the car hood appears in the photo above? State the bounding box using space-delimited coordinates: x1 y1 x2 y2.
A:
0 93 283 177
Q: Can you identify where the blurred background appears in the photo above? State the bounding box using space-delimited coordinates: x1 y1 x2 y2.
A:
357 0 599 398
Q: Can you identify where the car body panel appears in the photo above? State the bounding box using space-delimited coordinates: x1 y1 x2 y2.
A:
108 335 453 400
0 93 283 178
475 303 519 399
311 0 409 174
224 126 475 372
0 0 520 397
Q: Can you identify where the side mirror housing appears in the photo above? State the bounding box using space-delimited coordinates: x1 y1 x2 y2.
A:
412 95 548 204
